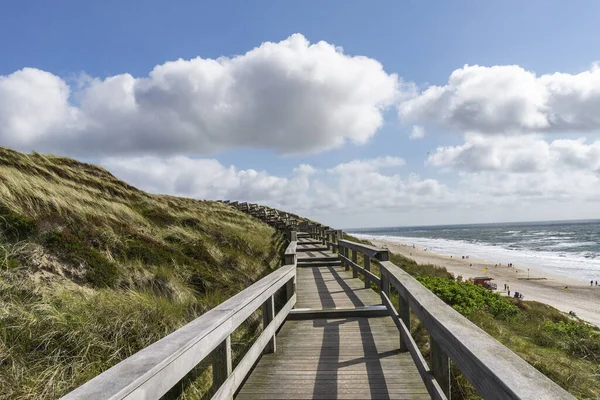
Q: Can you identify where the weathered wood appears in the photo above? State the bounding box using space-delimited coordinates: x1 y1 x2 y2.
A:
364 255 371 289
398 294 410 352
379 260 575 400
287 305 389 320
338 254 381 288
61 264 295 400
338 239 389 259
351 249 358 278
212 295 296 400
430 337 450 398
212 335 232 391
237 317 427 400
381 292 446 400
284 240 297 266
262 296 276 354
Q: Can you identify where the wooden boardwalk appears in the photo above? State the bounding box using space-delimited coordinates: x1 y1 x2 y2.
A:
236 239 429 399
64 207 577 400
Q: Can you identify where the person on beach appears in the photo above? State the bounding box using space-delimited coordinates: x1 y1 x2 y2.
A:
592 280 594 286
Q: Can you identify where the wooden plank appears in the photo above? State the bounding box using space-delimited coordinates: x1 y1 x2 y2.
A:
262 296 275 354
338 239 389 260
380 260 575 400
287 305 389 320
212 295 295 400
381 292 446 400
237 317 427 400
61 265 295 400
212 336 232 392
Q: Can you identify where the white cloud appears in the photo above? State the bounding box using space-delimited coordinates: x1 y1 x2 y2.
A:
327 156 405 174
0 68 81 148
399 64 600 134
101 155 453 218
427 134 600 202
0 34 401 156
409 125 425 139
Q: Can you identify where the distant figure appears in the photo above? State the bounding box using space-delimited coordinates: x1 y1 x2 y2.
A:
596 281 598 286
592 280 594 286
504 283 507 290
462 256 465 259
508 290 510 296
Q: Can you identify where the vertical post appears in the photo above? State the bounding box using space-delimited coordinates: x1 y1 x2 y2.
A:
351 249 358 278
335 230 342 255
398 293 410 352
381 270 390 297
430 337 451 398
286 275 296 302
363 255 371 289
212 335 232 391
263 295 276 354
344 247 350 271
321 227 326 246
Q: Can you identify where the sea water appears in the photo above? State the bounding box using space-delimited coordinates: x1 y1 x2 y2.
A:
349 220 600 283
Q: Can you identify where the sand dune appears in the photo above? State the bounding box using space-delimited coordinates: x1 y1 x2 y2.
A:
369 238 600 327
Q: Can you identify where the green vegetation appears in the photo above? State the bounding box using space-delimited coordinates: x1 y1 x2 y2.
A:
0 147 286 399
381 249 600 399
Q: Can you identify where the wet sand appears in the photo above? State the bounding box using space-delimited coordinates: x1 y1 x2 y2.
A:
369 238 600 327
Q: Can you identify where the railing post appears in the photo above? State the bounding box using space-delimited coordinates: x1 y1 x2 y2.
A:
363 255 371 289
351 249 358 278
343 246 349 271
398 293 410 352
381 270 390 297
430 337 451 398
212 335 232 392
263 295 276 354
286 275 296 302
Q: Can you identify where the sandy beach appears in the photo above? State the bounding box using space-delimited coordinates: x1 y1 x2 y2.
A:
369 238 600 327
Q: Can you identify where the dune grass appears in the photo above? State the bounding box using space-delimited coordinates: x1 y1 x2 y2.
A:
341 234 600 399
0 147 286 399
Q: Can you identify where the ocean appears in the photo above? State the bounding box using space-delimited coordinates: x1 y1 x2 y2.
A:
349 220 600 283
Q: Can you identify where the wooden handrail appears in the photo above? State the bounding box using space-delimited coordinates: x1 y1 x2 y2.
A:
62 262 297 400
379 260 575 399
220 202 574 398
338 239 389 260
336 234 575 399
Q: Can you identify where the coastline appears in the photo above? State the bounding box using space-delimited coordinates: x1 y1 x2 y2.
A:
368 237 600 327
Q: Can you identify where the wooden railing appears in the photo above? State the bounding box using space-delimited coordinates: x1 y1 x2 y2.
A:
337 239 575 400
62 238 298 400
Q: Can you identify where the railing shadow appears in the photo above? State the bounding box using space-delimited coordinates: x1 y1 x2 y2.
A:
311 317 392 399
309 267 391 399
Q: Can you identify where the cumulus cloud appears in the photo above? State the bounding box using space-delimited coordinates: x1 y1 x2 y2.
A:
427 134 600 202
102 155 453 215
399 64 600 134
409 125 425 139
0 34 401 156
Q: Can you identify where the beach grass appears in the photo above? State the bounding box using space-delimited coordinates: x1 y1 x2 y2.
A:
0 147 286 399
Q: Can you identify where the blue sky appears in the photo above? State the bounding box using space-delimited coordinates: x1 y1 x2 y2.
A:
2 1 600 227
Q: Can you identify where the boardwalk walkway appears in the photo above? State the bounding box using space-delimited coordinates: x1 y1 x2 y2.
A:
63 204 577 400
236 234 429 400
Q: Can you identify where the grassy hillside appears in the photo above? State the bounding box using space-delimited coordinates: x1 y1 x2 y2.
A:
0 148 286 399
